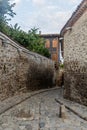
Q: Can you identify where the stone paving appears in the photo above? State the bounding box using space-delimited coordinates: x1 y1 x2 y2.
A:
0 88 87 130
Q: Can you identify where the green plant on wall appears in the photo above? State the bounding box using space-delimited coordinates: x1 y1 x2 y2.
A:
60 63 64 68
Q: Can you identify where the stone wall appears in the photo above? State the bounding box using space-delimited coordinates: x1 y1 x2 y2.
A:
64 10 87 105
0 32 54 100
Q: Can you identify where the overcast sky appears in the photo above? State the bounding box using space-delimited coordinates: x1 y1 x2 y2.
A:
10 0 82 34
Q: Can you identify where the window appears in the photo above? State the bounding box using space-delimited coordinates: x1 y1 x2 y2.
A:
52 39 58 48
45 39 50 48
52 54 57 61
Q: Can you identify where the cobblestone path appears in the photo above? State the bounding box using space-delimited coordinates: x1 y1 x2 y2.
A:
0 88 87 130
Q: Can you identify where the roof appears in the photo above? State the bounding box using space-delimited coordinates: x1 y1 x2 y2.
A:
40 34 59 38
60 0 87 36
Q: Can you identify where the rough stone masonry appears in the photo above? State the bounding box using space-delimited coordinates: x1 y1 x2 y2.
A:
61 0 87 106
0 32 54 99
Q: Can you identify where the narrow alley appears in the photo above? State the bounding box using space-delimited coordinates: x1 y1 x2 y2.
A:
0 88 87 130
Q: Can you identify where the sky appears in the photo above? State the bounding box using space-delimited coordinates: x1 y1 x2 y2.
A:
9 0 82 34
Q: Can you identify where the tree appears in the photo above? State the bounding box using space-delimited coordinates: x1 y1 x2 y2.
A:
27 28 50 57
0 0 50 58
0 0 15 22
8 26 51 57
0 0 15 32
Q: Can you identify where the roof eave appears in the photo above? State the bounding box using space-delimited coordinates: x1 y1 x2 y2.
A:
60 0 87 36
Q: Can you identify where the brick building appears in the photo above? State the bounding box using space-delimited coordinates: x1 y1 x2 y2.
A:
41 34 60 62
61 0 87 105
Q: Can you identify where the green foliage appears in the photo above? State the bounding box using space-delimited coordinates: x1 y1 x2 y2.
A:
27 28 50 57
0 0 50 58
0 0 15 22
9 26 50 57
0 23 50 57
60 63 64 68
0 0 15 32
